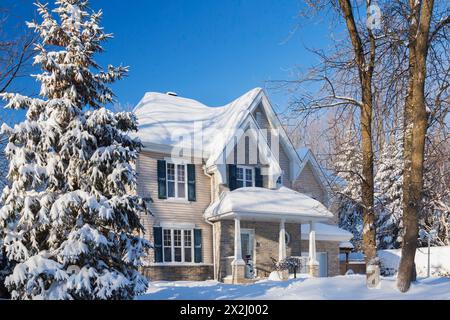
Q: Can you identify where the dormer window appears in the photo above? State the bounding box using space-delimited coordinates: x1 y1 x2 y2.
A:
236 166 254 188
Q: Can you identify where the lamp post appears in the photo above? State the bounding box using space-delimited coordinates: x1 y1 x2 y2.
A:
427 230 438 278
420 229 437 278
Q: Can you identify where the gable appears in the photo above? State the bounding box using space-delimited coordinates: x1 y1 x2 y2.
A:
292 162 326 204
253 104 271 130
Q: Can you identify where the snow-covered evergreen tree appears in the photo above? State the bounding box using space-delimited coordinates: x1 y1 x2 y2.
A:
333 129 364 249
338 201 364 251
0 0 150 300
334 130 362 203
420 145 450 247
374 133 404 249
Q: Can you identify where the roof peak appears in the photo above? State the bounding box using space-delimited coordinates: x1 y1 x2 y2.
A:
141 87 263 108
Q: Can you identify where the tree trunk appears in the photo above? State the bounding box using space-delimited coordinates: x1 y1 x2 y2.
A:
397 0 434 293
361 81 376 263
338 0 377 265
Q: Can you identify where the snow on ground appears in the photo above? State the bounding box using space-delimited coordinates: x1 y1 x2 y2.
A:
379 246 450 277
137 275 450 300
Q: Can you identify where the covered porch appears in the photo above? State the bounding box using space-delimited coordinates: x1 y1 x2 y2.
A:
205 187 337 284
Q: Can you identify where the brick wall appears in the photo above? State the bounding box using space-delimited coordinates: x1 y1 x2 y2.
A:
142 265 214 281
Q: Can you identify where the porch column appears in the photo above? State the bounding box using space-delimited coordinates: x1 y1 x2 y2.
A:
232 217 245 283
308 221 320 277
278 219 287 261
233 218 244 264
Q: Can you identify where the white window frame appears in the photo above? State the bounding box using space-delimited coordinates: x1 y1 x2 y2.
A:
162 228 195 264
236 165 255 188
166 162 188 199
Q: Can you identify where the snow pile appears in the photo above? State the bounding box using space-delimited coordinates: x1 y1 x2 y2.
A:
138 275 450 300
205 187 334 220
379 246 450 277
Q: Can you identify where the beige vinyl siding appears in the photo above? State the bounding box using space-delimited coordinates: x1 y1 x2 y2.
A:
278 146 291 187
292 162 326 204
137 150 213 264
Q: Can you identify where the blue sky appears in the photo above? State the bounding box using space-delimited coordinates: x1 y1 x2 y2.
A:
2 0 342 124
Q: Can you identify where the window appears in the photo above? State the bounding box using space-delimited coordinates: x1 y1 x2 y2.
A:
163 229 172 262
236 166 254 188
166 163 187 199
162 229 194 263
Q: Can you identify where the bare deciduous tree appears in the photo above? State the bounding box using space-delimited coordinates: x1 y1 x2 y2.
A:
0 4 34 94
273 0 380 281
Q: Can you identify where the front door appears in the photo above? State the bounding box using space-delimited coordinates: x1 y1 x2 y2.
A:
241 230 254 261
241 229 255 278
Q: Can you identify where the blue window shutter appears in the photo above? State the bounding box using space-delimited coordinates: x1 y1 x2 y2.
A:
228 164 237 191
153 227 163 263
187 164 196 201
255 167 263 187
194 229 203 263
157 160 167 199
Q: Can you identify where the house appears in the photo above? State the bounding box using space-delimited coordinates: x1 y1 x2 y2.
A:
133 88 352 283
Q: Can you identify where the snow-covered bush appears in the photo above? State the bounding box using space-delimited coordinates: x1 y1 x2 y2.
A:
272 257 303 278
0 0 150 300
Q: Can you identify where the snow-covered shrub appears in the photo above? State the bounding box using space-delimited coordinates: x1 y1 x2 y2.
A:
272 257 303 278
0 0 150 300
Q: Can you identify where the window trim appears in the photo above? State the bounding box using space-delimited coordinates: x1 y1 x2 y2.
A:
236 165 255 188
166 162 188 200
162 228 195 264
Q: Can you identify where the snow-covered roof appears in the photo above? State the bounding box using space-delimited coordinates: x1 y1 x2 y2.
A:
133 88 262 163
205 187 334 223
301 223 353 242
339 241 355 249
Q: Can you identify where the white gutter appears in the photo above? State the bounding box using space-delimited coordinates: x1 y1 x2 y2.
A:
203 165 217 281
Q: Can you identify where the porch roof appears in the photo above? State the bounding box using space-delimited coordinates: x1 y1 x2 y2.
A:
204 187 334 223
301 223 354 242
